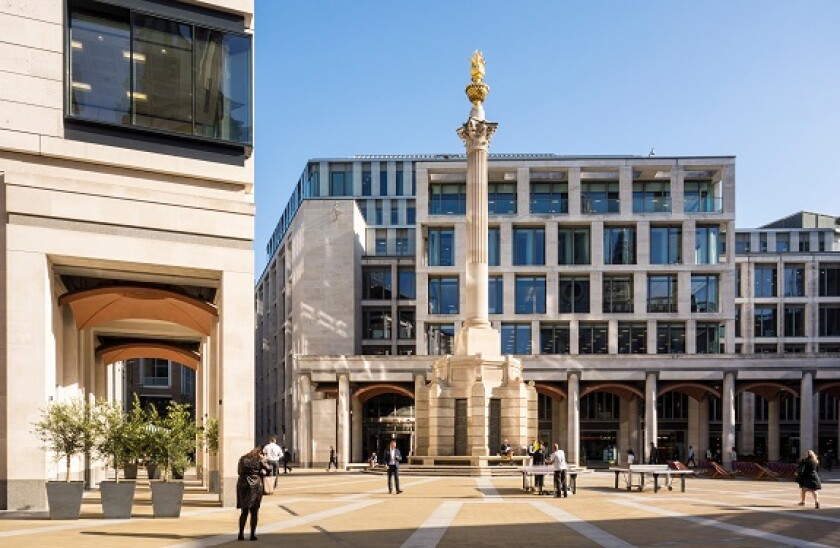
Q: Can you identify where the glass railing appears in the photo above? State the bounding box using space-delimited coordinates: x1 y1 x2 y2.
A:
582 197 620 214
684 196 724 213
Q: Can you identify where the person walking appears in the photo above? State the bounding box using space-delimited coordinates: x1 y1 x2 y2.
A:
282 446 293 473
729 447 738 471
532 441 546 494
384 439 402 494
262 436 282 488
796 450 822 509
327 445 339 471
686 445 697 467
547 443 568 498
236 447 270 541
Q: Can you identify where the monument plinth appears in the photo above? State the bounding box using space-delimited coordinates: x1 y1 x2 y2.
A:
415 52 536 460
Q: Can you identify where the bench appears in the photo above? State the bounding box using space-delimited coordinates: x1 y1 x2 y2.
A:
520 465 588 496
345 463 372 471
708 461 736 479
609 465 695 493
407 455 532 467
733 461 780 481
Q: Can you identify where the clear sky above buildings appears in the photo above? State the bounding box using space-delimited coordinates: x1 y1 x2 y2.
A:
254 0 839 271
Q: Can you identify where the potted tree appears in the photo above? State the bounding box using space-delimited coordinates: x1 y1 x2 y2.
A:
146 401 199 518
33 398 97 520
93 400 143 518
122 396 147 480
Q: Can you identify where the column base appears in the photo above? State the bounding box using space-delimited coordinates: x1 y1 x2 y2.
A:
454 325 500 357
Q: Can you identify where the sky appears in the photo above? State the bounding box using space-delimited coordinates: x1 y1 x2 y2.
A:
254 0 839 272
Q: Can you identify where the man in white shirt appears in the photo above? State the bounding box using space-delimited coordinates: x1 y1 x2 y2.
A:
547 443 568 498
384 439 402 494
263 436 283 488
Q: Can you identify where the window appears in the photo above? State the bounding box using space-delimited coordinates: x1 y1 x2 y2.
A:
374 229 387 254
428 227 455 266
513 227 545 265
396 168 404 195
819 305 840 337
656 323 685 354
650 226 681 264
530 182 568 214
488 182 517 214
695 225 720 264
391 203 400 224
603 276 633 313
181 366 195 397
398 269 416 299
581 182 619 213
363 267 391 299
557 276 589 313
142 359 170 387
799 237 810 252
819 265 840 296
691 274 719 312
776 233 790 252
754 306 777 337
784 265 805 297
735 234 750 254
363 309 391 339
784 306 805 337
398 309 415 340
362 167 372 196
429 183 466 215
735 305 742 337
488 227 500 266
696 322 723 354
618 322 646 354
754 266 777 297
648 275 677 313
501 324 532 354
373 200 384 225
579 322 609 354
516 276 547 314
604 226 636 265
633 181 671 213
759 233 768 252
736 267 742 297
581 393 619 420
540 323 570 354
328 165 352 196
68 3 253 145
558 227 590 265
379 168 388 195
428 276 459 314
684 180 721 213
658 392 688 420
427 324 454 355
397 345 416 356
406 202 416 225
489 276 504 314
395 229 410 255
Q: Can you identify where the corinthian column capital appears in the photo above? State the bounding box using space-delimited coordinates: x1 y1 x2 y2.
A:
456 117 498 150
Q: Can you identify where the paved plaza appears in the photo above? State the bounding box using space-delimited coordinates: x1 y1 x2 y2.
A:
0 471 838 547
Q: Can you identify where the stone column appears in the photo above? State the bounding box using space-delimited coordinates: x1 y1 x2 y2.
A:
298 374 312 467
645 373 657 463
722 372 736 470
698 397 710 461
800 371 814 458
768 395 780 461
628 396 640 457
337 374 350 466
688 398 700 460
351 396 363 462
740 392 755 455
567 372 580 464
618 397 630 464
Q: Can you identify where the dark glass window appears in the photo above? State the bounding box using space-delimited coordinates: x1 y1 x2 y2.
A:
799 238 810 252
488 182 517 214
391 203 399 224
819 265 840 296
501 324 532 354
604 226 636 265
540 323 570 354
648 275 677 313
754 266 777 297
581 392 619 420
363 309 391 339
396 168 404 195
691 274 719 313
633 181 671 213
68 3 252 145
558 276 589 313
427 324 454 355
754 306 777 337
684 180 721 213
656 323 685 354
429 183 466 215
784 265 805 297
775 233 790 252
515 276 546 314
696 322 723 354
329 164 352 196
579 322 608 354
428 227 454 266
488 227 500 266
530 182 568 214
618 322 646 354
398 269 415 300
379 169 388 195
373 200 383 225
398 309 415 340
603 276 633 313
695 225 720 264
658 392 688 420
362 168 372 196
513 227 545 265
363 267 391 299
406 202 416 225
784 306 805 337
374 229 387 255
735 234 750 254
395 228 410 256
819 305 840 337
581 182 619 213
489 276 504 314
558 227 590 265
650 226 681 264
428 276 459 314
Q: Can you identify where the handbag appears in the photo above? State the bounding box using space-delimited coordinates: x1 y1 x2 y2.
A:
262 474 274 495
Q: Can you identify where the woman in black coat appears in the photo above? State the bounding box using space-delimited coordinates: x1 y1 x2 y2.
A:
797 449 822 509
237 447 270 540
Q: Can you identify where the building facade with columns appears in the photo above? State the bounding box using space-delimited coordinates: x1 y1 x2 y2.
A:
1 0 255 510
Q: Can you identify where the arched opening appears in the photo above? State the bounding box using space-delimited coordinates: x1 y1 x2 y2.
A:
657 383 720 462
534 383 566 446
579 383 643 467
361 392 415 464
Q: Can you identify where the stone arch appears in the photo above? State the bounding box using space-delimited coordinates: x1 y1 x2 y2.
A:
736 381 798 400
535 382 566 401
353 383 414 404
815 381 840 399
658 382 720 402
96 341 200 369
581 383 643 400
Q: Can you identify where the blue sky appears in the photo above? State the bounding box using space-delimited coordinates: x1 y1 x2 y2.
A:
254 1 839 272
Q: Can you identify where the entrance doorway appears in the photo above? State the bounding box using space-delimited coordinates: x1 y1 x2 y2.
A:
362 393 415 462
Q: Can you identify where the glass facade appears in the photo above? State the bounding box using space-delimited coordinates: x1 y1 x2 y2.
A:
784 265 805 297
558 276 589 313
501 324 532 354
429 183 466 215
579 322 609 354
427 227 454 266
513 227 545 265
398 269 415 300
604 226 635 265
819 266 840 296
650 226 681 264
530 182 568 214
633 181 671 213
784 306 805 337
489 276 504 314
363 267 391 299
695 225 720 264
515 276 546 314
363 309 391 339
540 323 570 354
427 324 454 355
581 182 619 213
754 266 777 297
603 276 633 313
558 227 590 265
691 274 719 313
488 227 501 266
754 306 777 337
428 276 459 315
819 305 840 337
656 323 685 353
648 275 677 313
488 182 517 214
684 180 721 213
398 309 415 339
696 322 723 354
618 323 646 354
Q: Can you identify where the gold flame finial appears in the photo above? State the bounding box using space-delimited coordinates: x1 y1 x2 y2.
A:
465 50 490 109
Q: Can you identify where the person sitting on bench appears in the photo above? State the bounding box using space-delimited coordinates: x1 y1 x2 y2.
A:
500 440 513 461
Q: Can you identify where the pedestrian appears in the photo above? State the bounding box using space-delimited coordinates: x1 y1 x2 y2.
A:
796 450 822 509
262 436 282 488
686 445 697 467
369 451 378 468
384 439 402 494
649 442 657 464
327 445 338 471
533 441 546 494
705 448 713 463
547 442 568 498
729 447 738 471
626 447 635 465
283 446 292 473
236 447 270 541
824 448 833 472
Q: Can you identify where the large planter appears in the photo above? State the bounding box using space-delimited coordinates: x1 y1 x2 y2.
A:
100 481 136 519
124 463 138 480
46 481 85 520
146 463 161 480
150 481 185 518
